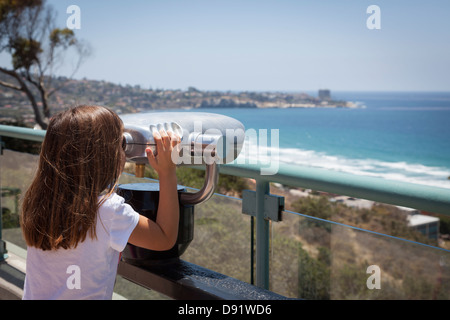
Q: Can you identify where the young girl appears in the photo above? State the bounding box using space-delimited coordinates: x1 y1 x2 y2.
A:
21 105 180 299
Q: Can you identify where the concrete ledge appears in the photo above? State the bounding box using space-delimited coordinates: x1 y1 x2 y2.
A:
0 248 26 300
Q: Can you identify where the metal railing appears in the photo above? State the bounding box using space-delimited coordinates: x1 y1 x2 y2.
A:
216 156 450 290
1 124 450 297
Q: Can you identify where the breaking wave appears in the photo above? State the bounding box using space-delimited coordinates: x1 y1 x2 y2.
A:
234 143 450 189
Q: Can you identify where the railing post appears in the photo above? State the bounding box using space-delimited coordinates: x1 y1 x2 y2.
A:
255 179 270 289
0 136 8 261
0 215 6 262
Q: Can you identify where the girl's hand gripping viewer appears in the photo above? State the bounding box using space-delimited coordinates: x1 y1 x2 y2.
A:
118 112 245 265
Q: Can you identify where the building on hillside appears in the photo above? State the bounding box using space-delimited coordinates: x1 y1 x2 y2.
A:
406 211 440 240
318 89 331 101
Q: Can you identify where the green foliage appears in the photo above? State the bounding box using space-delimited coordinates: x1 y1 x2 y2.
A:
182 194 250 283
49 28 76 48
174 167 205 189
0 0 42 22
291 195 333 220
296 243 331 299
142 165 248 197
1 207 19 228
11 37 42 70
291 196 437 246
402 275 435 299
439 215 450 235
332 263 373 299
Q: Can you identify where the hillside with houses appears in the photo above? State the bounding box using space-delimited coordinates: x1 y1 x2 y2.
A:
0 74 353 126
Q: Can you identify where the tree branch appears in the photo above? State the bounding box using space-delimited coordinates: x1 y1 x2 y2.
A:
0 66 47 129
0 67 23 91
24 65 51 118
0 79 22 91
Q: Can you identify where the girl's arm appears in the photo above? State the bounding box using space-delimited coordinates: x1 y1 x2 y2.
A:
128 130 180 251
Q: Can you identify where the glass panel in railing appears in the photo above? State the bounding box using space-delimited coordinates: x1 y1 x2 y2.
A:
1 146 40 251
182 192 251 283
269 208 450 299
270 185 449 249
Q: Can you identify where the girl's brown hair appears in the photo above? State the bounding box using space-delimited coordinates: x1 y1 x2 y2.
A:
21 105 124 251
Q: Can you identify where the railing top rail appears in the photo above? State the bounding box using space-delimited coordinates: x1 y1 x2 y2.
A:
1 124 449 216
0 124 45 142
219 163 450 216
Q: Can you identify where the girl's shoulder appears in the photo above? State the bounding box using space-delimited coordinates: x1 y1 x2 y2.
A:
98 192 138 221
98 192 127 217
100 192 125 208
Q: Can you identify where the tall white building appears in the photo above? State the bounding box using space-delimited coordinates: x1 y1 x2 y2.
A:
318 89 331 101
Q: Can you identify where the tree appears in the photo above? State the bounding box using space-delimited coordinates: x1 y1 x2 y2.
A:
0 0 90 129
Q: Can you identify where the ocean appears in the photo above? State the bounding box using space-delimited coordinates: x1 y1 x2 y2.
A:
150 91 450 190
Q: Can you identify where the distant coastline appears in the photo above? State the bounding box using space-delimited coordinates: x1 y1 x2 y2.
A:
197 96 360 110
196 88 358 109
0 74 358 126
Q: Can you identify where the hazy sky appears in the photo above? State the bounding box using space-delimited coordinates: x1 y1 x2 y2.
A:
3 0 450 92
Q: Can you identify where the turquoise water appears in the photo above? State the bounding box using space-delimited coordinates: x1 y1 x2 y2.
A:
154 91 450 189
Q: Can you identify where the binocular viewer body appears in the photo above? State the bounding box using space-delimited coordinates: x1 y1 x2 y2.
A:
118 112 245 265
121 112 245 166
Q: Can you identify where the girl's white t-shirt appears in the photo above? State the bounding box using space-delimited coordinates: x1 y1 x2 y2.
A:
22 193 140 300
